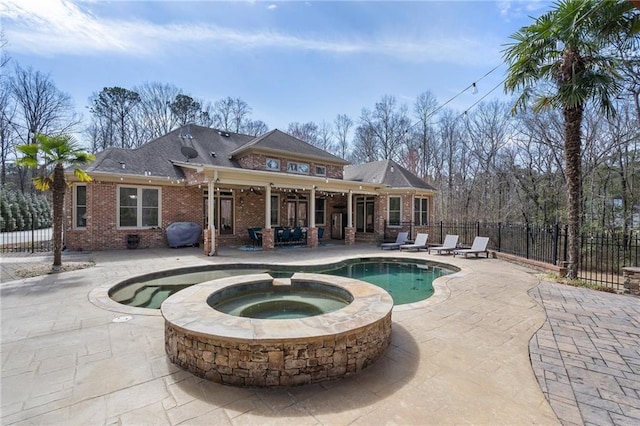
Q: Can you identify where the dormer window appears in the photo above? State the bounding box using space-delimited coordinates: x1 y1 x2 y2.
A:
315 166 326 176
266 158 280 170
287 161 309 175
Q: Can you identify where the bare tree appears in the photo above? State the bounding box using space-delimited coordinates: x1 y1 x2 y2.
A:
462 101 512 220
434 110 465 220
213 97 253 132
359 95 409 161
242 119 268 136
333 113 353 160
9 65 80 191
231 98 251 133
0 82 17 186
349 124 378 164
317 120 335 154
412 91 439 179
135 81 180 139
0 31 10 70
287 122 319 146
10 65 79 140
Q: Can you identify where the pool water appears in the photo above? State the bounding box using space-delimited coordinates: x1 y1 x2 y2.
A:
109 259 453 308
209 285 351 319
318 261 445 305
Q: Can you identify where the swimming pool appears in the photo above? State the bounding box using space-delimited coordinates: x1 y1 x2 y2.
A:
109 258 456 308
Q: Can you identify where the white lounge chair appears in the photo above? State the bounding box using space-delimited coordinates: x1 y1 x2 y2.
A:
400 233 429 251
428 234 459 255
380 231 408 250
454 236 490 258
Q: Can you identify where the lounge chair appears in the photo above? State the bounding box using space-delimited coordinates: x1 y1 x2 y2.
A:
400 233 429 251
453 236 490 258
428 234 459 255
380 231 408 250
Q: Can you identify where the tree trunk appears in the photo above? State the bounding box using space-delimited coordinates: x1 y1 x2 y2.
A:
563 104 583 279
52 163 66 268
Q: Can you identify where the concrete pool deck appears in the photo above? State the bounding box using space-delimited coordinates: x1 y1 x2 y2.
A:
1 244 639 425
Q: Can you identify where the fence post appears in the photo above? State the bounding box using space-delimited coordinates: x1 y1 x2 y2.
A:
31 212 35 254
476 221 480 237
439 221 443 244
526 222 530 259
563 224 568 263
552 223 559 265
498 222 502 252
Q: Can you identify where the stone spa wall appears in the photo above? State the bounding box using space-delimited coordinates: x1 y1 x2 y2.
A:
162 273 394 387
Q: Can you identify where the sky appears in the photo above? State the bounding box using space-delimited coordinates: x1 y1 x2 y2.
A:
1 0 552 134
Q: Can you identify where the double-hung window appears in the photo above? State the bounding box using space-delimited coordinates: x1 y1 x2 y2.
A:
388 196 402 226
118 186 161 228
74 184 87 229
315 198 326 225
414 197 429 226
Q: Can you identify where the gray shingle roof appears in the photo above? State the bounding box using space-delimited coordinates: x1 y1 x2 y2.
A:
85 126 253 178
84 126 349 178
344 159 436 190
230 129 349 165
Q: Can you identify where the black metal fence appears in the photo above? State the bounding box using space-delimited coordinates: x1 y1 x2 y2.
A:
0 212 53 253
4 216 639 291
400 221 639 292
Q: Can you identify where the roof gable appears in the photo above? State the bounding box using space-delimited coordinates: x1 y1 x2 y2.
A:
344 159 436 191
231 129 349 165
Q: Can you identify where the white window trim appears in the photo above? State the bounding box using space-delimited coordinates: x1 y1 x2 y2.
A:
73 183 87 230
266 158 280 170
387 195 402 227
287 161 310 175
117 185 162 229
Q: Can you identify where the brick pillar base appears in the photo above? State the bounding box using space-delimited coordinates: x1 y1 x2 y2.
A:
623 267 640 295
345 227 355 245
262 228 275 251
307 227 318 248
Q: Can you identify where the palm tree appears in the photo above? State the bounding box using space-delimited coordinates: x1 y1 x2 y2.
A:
503 0 638 279
17 134 94 270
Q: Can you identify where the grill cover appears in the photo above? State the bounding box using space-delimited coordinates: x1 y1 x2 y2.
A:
166 222 202 248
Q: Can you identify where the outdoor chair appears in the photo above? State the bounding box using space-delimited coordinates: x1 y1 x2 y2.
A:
318 227 324 240
453 236 490 258
280 228 291 244
247 228 262 247
428 234 459 255
380 231 409 250
400 233 429 251
291 227 303 243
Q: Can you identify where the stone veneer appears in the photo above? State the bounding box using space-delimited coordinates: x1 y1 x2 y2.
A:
622 267 640 295
162 273 393 387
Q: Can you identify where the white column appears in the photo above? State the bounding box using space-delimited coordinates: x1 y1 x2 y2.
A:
347 190 353 227
265 184 271 229
310 187 316 228
208 179 216 256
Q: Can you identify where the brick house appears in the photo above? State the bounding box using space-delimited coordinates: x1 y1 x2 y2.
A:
64 125 436 253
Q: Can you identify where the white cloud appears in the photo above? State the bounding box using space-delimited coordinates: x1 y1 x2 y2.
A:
497 0 550 21
267 4 278 11
1 0 499 66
